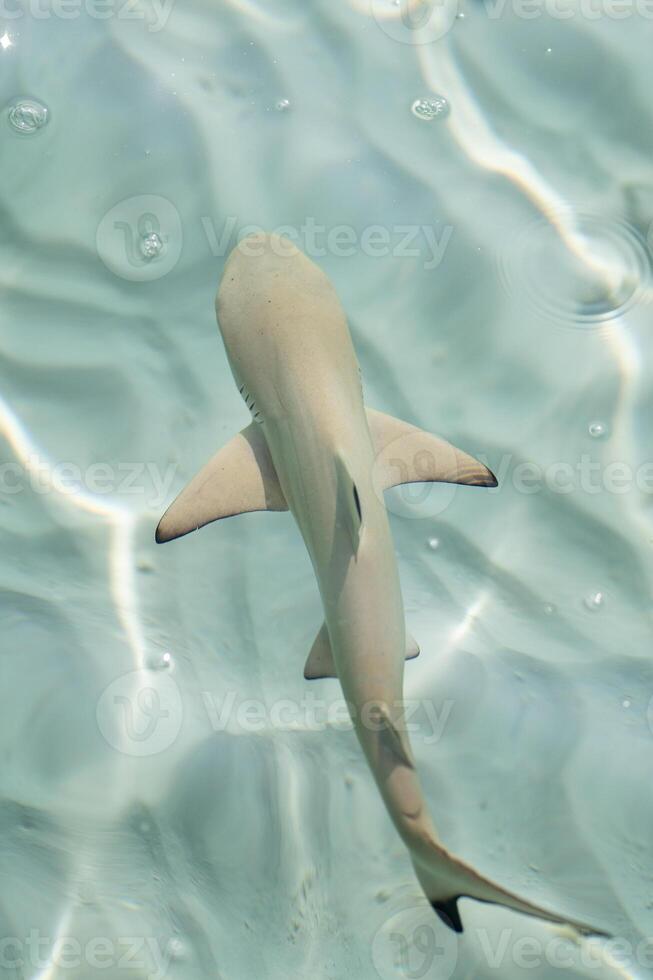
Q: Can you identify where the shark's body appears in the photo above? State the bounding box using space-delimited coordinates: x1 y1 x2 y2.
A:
157 233 604 936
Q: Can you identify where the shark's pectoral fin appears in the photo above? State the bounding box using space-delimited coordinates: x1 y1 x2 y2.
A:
155 423 288 543
366 408 497 490
303 623 420 680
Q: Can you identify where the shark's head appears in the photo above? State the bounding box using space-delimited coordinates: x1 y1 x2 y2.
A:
215 232 355 425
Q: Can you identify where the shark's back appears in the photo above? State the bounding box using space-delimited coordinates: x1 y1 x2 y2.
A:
216 233 361 426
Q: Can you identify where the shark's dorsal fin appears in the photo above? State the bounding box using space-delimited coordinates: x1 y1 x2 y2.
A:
335 451 363 556
304 622 420 680
155 423 287 543
366 408 497 490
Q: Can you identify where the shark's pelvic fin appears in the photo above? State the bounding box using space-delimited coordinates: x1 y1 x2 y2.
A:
155 423 288 543
366 408 498 490
406 632 420 658
304 623 420 680
303 623 334 680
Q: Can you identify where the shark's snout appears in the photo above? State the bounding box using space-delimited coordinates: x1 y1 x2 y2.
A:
225 230 301 269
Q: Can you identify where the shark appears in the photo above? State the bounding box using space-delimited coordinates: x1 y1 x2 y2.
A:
156 233 606 937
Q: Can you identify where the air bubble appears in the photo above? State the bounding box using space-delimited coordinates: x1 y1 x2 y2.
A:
8 99 49 134
622 697 632 709
275 98 290 112
588 420 607 438
411 96 450 121
77 883 95 905
584 591 604 612
427 536 440 551
140 232 164 260
167 938 186 961
151 652 173 670
543 603 556 616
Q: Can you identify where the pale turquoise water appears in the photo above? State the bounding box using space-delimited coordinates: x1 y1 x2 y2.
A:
1 5 653 979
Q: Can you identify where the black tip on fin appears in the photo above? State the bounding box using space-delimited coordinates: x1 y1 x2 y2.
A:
431 898 464 934
484 470 498 488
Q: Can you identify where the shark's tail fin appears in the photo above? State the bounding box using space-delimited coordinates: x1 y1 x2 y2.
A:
411 845 609 937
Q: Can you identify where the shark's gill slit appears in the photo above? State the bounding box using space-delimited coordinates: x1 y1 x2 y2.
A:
238 383 263 422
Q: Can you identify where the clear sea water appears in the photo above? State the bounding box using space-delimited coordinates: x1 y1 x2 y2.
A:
1 4 653 979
